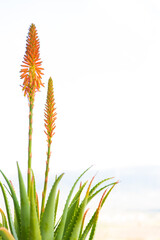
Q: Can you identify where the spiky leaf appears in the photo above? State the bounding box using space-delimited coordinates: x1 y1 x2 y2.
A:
63 181 87 233
0 208 8 229
0 227 15 240
40 173 64 240
0 170 21 233
0 184 17 240
17 163 30 240
64 178 94 240
30 178 42 240
55 167 91 240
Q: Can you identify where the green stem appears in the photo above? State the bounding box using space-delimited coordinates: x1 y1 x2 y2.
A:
41 140 51 215
28 100 33 198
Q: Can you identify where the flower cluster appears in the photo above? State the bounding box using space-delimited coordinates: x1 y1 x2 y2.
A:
44 77 57 144
20 23 44 102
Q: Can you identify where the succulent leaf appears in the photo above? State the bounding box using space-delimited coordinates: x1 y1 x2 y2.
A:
63 181 87 234
0 184 18 240
101 181 118 208
0 170 21 233
88 189 107 240
0 227 15 240
68 177 94 240
79 208 89 237
40 173 64 240
79 212 96 240
31 170 40 220
14 209 20 239
17 163 30 240
0 208 8 229
54 189 60 226
89 177 114 196
88 181 117 203
30 178 42 240
55 167 91 240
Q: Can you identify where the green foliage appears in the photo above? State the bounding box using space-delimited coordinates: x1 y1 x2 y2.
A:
0 167 117 240
40 173 64 240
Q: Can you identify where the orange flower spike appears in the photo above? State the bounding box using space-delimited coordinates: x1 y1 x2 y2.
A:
20 23 44 101
41 77 56 215
44 77 57 144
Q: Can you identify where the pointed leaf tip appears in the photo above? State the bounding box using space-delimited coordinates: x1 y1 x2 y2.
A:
0 227 15 240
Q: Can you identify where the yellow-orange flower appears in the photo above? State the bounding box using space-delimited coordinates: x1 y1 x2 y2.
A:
44 77 57 143
20 23 44 100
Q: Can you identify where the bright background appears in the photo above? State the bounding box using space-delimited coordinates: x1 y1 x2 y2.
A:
1 1 160 239
0 0 160 176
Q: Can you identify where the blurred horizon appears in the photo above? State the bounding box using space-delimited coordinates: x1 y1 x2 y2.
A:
0 164 159 239
1 164 159 212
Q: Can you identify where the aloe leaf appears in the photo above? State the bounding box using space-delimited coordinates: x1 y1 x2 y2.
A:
0 227 15 240
17 163 30 240
3 185 12 197
0 170 21 231
54 189 60 225
88 222 96 240
68 181 87 210
0 208 8 229
63 199 83 240
0 183 18 240
55 182 86 234
79 208 89 238
89 177 114 196
88 181 116 203
79 212 96 240
40 173 64 240
14 209 20 239
101 181 118 208
31 170 39 220
80 182 118 240
89 189 107 240
55 167 91 240
63 181 87 233
36 192 40 221
68 177 94 240
30 177 42 240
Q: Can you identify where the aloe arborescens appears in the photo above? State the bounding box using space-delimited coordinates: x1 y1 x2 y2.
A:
0 23 118 240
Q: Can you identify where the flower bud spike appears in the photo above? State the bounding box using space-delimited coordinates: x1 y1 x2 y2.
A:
41 77 57 216
44 77 56 143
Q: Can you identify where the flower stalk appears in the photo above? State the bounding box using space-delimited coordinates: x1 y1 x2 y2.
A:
41 77 56 215
20 23 44 197
28 101 33 197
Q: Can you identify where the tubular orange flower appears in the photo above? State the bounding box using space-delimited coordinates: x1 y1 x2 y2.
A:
44 77 57 144
20 23 44 101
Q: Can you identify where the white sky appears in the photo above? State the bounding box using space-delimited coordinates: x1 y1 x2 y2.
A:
0 0 160 174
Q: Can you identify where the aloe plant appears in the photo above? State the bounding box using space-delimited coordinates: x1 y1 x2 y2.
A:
0 23 118 240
